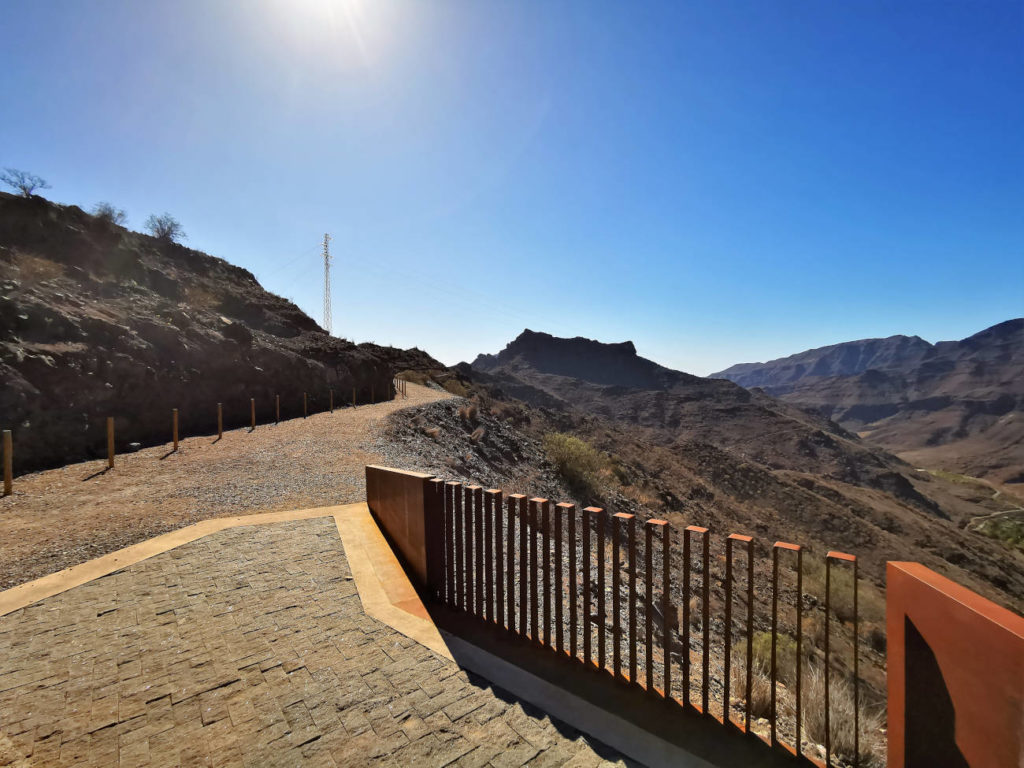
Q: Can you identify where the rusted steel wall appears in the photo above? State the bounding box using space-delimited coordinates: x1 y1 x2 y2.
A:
887 561 1024 768
364 465 443 597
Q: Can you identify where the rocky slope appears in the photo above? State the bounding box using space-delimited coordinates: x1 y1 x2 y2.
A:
0 192 440 472
712 320 1024 487
466 330 1024 610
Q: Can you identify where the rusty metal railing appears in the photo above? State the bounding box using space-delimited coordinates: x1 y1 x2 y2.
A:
436 481 862 766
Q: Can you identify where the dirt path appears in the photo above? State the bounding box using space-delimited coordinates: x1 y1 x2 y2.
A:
0 382 453 590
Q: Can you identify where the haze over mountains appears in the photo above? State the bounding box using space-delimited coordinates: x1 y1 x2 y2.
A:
712 320 1024 488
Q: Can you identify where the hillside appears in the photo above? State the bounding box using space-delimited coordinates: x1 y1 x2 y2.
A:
712 320 1024 488
466 330 1024 610
0 192 440 473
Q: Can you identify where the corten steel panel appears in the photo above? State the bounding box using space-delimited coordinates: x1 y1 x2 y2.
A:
365 465 439 590
887 561 1024 768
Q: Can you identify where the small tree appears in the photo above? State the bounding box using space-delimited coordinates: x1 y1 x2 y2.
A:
1 168 51 197
92 202 127 226
144 213 186 243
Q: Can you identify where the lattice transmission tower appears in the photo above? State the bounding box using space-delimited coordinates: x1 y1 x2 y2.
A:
322 233 332 335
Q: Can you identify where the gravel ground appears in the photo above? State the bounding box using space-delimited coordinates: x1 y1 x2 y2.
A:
0 382 453 590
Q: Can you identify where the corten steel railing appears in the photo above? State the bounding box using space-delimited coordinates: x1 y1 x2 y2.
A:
435 481 863 766
393 377 408 398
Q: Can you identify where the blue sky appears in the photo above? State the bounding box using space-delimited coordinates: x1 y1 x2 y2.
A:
3 1 1021 375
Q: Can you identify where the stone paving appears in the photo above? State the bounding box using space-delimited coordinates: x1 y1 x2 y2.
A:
0 517 629 767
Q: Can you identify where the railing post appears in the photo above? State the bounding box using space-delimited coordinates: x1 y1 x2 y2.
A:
529 498 544 642
595 508 606 671
724 534 753 727
485 489 499 624
276 394 280 424
465 486 478 615
508 494 524 632
303 392 308 418
172 408 179 451
474 486 484 616
554 503 568 655
518 495 529 637
627 514 637 684
683 525 708 705
217 403 223 439
542 500 552 647
106 417 115 469
250 398 256 430
444 482 456 606
701 526 709 713
583 507 593 666
612 513 633 680
2 430 12 496
452 481 464 610
771 541 801 747
494 489 503 625
826 550 858 767
746 537 755 732
566 503 578 659
329 389 334 412
644 519 656 692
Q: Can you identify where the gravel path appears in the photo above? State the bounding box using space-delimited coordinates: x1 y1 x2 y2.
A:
0 382 454 590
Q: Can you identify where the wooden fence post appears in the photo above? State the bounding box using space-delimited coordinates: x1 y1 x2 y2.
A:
2 430 12 496
217 403 223 439
330 389 334 413
106 417 115 469
275 394 280 424
172 409 179 450
250 398 256 430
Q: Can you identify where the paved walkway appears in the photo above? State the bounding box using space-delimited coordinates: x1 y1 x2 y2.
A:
0 517 627 767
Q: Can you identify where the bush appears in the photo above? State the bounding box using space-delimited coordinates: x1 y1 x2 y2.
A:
543 432 608 498
144 213 186 242
92 202 127 226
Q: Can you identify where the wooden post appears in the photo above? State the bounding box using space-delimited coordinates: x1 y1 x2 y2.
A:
2 430 12 496
250 398 256 430
303 392 308 418
275 394 280 424
172 409 179 451
106 417 115 469
217 403 223 439
329 389 334 413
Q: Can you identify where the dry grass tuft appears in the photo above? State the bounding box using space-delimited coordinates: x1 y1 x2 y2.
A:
802 664 885 767
458 403 479 422
469 427 485 443
13 251 64 282
422 426 441 440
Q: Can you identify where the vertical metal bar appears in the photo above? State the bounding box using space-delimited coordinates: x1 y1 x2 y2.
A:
595 508 606 671
474 486 484 616
702 529 710 714
454 482 464 610
854 557 860 768
662 521 672 700
329 389 334 412
683 529 692 699
487 489 501 625
217 403 222 439
508 495 522 632
724 536 734 722
746 537 754 733
627 514 637 684
445 482 457 607
568 504 578 659
172 408 178 450
250 398 255 430
493 490 504 626
612 513 623 679
275 394 280 424
519 495 528 637
644 521 654 691
770 544 779 745
529 498 543 642
582 506 592 666
465 487 477 615
555 503 568 654
542 500 552 647
796 547 803 755
825 556 832 767
484 490 495 623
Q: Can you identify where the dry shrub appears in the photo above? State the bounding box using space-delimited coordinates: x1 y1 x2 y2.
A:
542 432 609 498
729 658 773 719
802 664 885 767
749 631 798 685
470 427 485 443
865 623 886 654
183 285 218 309
422 426 441 440
14 251 64 282
442 379 469 398
458 402 479 422
688 596 701 628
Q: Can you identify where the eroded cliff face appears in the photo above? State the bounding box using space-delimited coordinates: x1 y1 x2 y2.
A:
0 193 414 472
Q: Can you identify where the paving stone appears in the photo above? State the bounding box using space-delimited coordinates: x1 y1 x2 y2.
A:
0 519 626 766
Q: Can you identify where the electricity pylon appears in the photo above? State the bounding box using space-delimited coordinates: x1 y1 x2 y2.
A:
322 233 332 335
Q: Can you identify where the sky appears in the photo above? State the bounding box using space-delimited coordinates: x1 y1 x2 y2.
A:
2 1 1022 375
